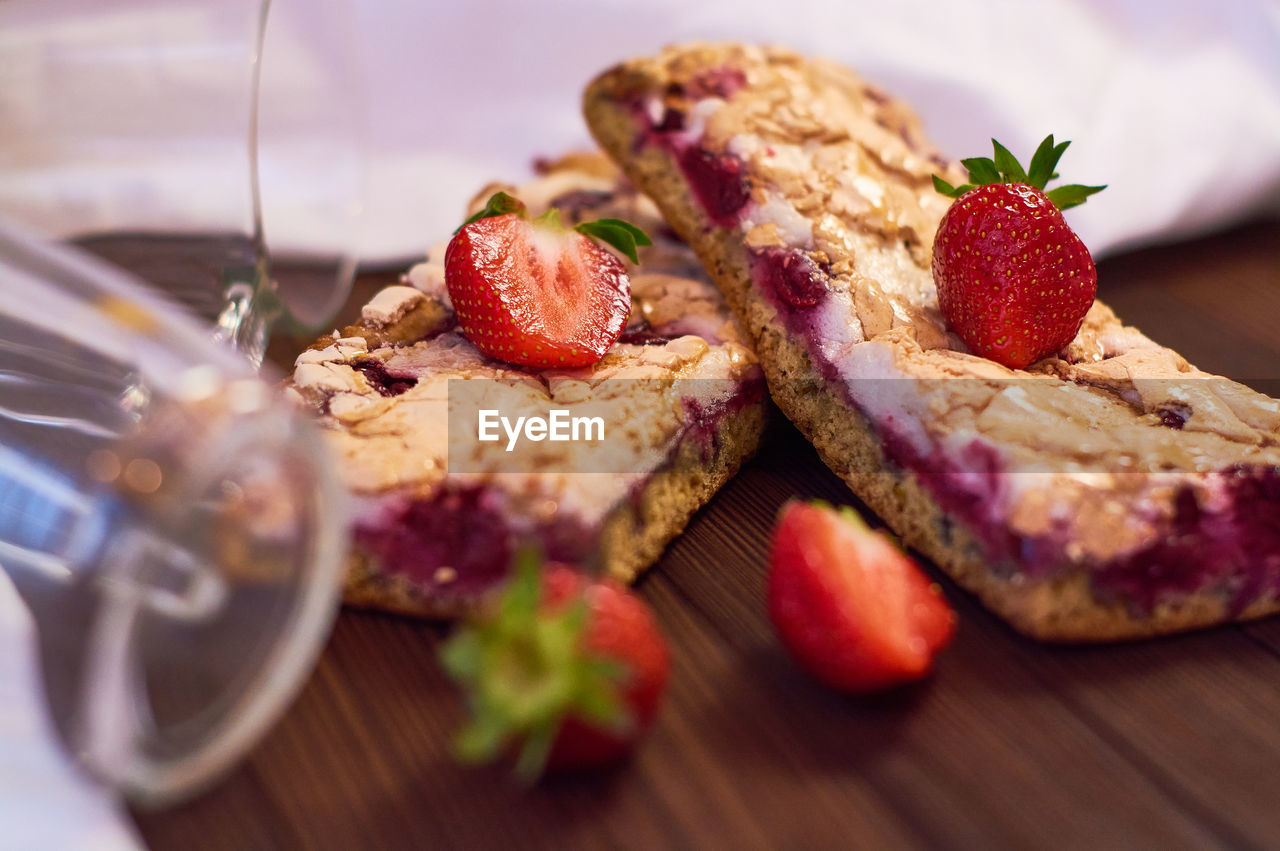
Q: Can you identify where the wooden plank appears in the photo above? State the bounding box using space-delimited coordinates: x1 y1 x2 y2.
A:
732 428 1280 847
129 762 301 849
1241 618 1280 664
658 430 1225 849
1098 220 1280 383
1008 626 1280 847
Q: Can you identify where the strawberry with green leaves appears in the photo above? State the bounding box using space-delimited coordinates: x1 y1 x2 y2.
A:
440 552 670 781
932 135 1106 369
445 192 651 368
768 501 956 693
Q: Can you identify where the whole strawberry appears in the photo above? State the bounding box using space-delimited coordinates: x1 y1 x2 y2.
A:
440 551 670 780
768 501 955 693
932 135 1105 369
445 192 650 368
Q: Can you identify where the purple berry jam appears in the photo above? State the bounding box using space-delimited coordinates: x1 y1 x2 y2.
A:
1092 465 1280 614
352 358 417 397
679 374 766 460
654 107 685 133
678 147 751 226
885 429 1280 613
1156 403 1191 430
878 429 1023 567
631 65 752 228
355 486 512 597
617 315 676 346
753 247 828 309
354 485 597 600
881 427 1280 614
617 328 675 346
684 67 747 100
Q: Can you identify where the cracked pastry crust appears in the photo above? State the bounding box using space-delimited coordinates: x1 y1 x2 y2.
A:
286 153 765 618
584 42 1280 641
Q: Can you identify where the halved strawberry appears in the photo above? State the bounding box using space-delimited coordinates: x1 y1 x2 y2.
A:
444 192 650 368
767 501 956 692
440 552 670 780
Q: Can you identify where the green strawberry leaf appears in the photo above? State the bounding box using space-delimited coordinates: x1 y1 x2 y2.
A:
991 139 1027 183
932 175 957 196
575 218 653 264
438 546 632 784
933 175 974 198
1045 183 1107 210
457 193 653 265
511 718 559 783
533 206 566 231
960 157 1001 185
1026 135 1056 189
934 134 1106 211
496 547 543 622
574 660 631 729
455 191 526 233
1027 136 1072 190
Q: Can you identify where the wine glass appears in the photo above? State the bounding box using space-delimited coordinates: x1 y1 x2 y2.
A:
0 217 349 805
0 0 364 364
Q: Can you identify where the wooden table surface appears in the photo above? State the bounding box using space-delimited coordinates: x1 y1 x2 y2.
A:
133 220 1280 850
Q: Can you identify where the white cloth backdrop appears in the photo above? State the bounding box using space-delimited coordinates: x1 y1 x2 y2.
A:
344 0 1280 261
0 572 142 849
1 0 1278 844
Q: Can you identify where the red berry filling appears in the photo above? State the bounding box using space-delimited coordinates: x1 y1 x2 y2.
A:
1091 467 1280 614
679 374 766 461
1156 403 1192 430
632 66 752 228
653 107 685 133
679 67 747 100
616 328 676 346
677 147 751 227
878 426 1280 613
877 429 1021 566
354 484 618 603
752 247 828 309
354 486 520 598
351 358 418 398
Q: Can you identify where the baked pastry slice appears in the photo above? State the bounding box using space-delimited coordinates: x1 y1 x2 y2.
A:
286 153 764 618
584 43 1280 641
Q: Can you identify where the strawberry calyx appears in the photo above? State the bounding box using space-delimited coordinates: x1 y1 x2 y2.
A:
573 217 652 265
456 191 653 263
933 134 1106 210
808 498 865 532
439 549 632 782
455 190 527 232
